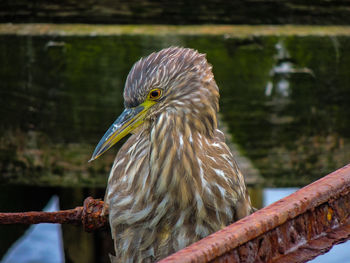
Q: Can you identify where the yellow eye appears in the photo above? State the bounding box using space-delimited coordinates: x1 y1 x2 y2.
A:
149 89 162 100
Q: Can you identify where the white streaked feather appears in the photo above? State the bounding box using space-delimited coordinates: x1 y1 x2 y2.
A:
195 224 209 237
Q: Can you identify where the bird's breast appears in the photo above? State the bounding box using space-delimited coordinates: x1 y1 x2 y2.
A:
105 117 250 262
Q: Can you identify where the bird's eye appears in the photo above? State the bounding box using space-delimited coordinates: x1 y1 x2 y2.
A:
149 89 162 100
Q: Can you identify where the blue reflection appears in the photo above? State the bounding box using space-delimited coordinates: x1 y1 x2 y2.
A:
1 196 65 263
263 187 299 206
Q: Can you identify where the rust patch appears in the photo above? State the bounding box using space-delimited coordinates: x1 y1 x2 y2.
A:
82 196 108 232
327 207 333 222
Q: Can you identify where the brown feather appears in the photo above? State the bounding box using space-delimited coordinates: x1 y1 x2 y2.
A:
104 47 253 262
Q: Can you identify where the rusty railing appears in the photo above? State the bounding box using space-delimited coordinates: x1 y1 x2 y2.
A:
160 163 350 263
0 197 107 232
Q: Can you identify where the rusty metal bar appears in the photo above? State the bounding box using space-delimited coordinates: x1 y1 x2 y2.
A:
160 163 350 263
0 208 83 224
0 197 108 232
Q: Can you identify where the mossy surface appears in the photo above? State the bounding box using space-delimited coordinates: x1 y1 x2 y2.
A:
0 29 349 187
1 24 350 37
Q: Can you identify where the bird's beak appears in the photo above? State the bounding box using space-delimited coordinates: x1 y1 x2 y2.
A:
89 101 155 162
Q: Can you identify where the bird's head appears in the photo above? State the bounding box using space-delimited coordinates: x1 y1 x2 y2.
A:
90 47 219 161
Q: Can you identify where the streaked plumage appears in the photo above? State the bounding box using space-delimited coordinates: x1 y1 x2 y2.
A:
91 47 253 262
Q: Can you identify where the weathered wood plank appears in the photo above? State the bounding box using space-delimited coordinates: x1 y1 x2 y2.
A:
1 25 349 187
1 1 350 25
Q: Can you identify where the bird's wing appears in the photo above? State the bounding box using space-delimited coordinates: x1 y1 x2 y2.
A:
209 129 252 220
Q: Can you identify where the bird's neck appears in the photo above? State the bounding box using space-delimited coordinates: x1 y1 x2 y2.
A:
149 108 216 207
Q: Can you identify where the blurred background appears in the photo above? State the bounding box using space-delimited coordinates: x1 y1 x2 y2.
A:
0 1 350 262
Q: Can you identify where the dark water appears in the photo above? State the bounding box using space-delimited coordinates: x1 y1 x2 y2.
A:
0 186 112 262
0 32 350 261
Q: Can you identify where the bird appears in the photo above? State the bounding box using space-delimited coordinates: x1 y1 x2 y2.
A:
90 47 253 263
